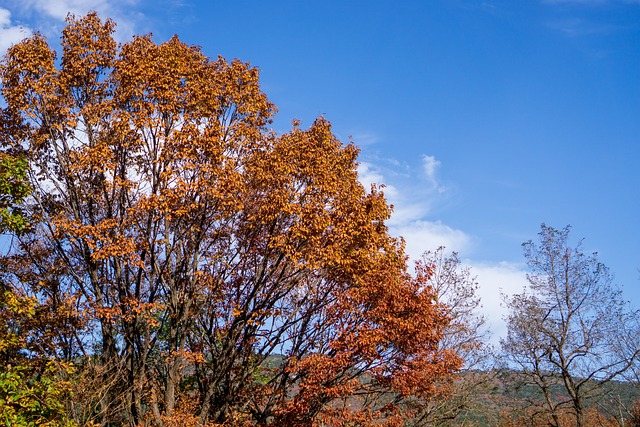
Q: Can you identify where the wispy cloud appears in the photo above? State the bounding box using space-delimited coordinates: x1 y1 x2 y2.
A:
422 154 446 193
358 153 530 343
0 8 31 54
358 156 468 258
547 17 624 37
357 158 435 228
358 153 450 224
350 132 380 147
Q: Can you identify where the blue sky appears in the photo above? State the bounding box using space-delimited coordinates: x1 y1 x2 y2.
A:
1 0 639 341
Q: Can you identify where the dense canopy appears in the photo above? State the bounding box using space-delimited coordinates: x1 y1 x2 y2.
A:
0 12 460 427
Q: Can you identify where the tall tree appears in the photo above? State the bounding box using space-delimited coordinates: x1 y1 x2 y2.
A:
501 224 638 427
0 12 460 427
410 247 494 426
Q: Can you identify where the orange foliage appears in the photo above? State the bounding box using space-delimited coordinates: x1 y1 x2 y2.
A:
0 12 460 426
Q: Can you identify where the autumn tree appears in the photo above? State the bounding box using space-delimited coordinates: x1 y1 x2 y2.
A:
0 12 460 427
501 224 638 427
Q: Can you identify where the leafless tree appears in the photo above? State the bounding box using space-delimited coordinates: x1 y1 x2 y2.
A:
411 247 495 426
501 224 639 427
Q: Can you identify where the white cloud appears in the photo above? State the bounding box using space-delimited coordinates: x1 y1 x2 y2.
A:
0 8 31 54
422 154 442 190
12 0 141 41
23 0 108 21
393 220 473 262
468 261 529 345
